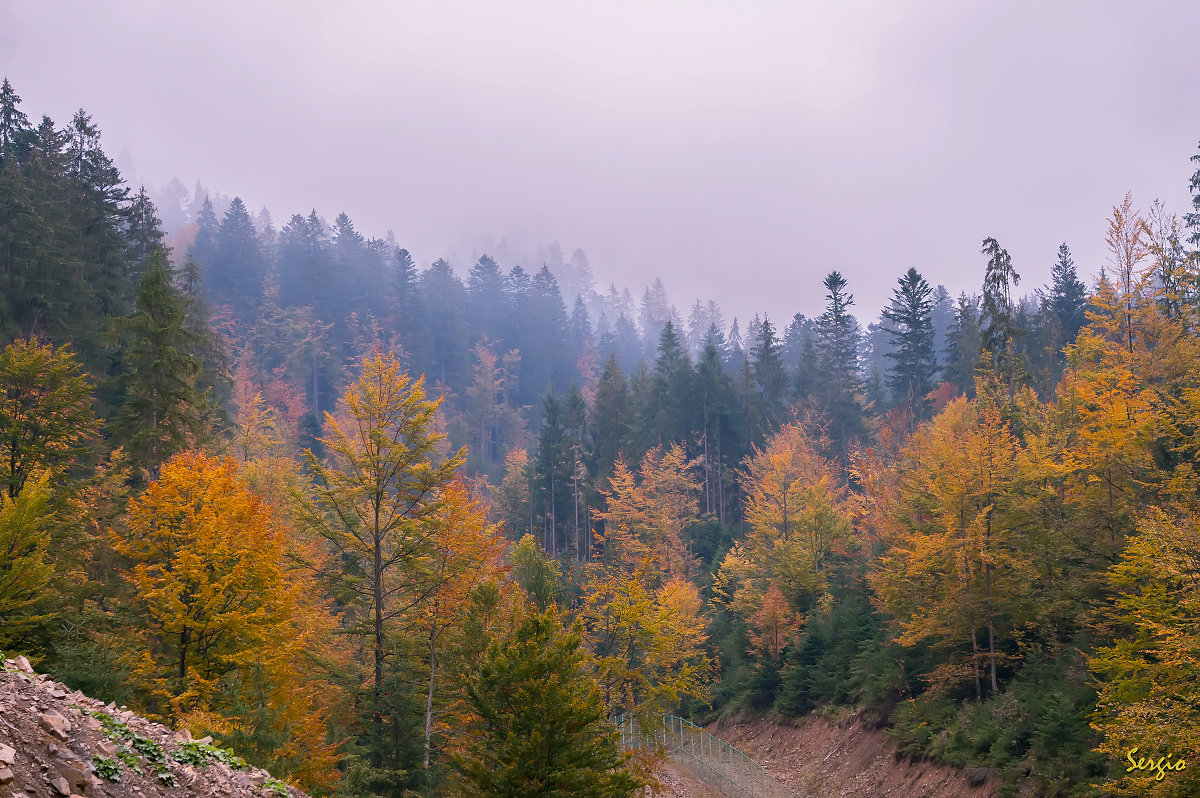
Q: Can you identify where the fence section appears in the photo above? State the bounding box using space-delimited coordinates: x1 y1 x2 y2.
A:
616 714 793 798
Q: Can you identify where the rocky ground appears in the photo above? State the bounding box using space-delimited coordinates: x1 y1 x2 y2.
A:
0 657 302 798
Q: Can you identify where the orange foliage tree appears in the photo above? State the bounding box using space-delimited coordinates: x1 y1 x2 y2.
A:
111 450 344 790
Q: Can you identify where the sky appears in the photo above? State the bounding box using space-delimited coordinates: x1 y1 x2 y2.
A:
3 0 1200 325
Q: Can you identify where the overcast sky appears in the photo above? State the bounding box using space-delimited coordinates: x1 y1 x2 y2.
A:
3 0 1199 324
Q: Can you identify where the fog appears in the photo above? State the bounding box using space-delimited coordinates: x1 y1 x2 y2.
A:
3 0 1199 322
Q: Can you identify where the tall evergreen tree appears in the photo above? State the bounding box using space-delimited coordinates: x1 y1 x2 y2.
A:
814 271 866 455
0 78 32 156
1047 243 1088 345
111 252 212 479
648 319 693 447
881 267 938 420
212 197 266 317
750 316 789 440
451 605 640 798
124 186 166 292
979 237 1024 397
943 293 981 398
536 391 572 556
589 354 631 488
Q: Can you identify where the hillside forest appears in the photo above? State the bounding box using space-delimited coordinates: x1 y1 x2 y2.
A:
3 76 1200 797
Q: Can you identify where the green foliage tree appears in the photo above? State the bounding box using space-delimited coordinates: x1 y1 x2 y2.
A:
451 604 641 798
881 267 938 420
814 271 866 455
111 252 213 478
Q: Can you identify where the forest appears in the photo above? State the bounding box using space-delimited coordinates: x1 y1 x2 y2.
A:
2 74 1200 797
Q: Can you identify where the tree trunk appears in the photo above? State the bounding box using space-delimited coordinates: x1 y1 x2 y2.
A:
423 620 437 769
373 507 385 702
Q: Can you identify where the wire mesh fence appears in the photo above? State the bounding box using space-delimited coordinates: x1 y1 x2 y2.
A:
615 714 793 798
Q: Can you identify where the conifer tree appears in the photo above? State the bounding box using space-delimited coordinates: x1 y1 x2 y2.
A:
814 271 866 455
750 316 789 441
980 237 1025 397
944 293 981 398
589 354 631 486
881 267 938 420
111 252 212 478
451 605 640 798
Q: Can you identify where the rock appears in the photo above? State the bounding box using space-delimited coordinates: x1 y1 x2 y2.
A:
0 769 12 784
48 689 67 700
12 657 32 674
82 718 101 731
0 746 12 765
58 760 90 789
248 771 267 787
174 728 192 742
196 736 213 745
39 710 71 741
49 776 70 796
94 740 118 757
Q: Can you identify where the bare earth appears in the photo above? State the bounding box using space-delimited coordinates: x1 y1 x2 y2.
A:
650 714 994 798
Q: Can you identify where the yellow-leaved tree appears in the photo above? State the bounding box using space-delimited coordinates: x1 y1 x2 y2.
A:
1090 503 1200 797
714 422 849 661
867 397 1035 698
581 444 711 738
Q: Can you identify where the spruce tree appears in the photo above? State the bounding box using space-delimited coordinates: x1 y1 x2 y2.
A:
111 252 212 479
881 267 938 420
124 186 166 293
1047 243 1088 345
589 354 630 487
451 605 640 797
750 315 789 440
943 293 982 398
213 197 266 317
814 271 866 455
979 237 1024 397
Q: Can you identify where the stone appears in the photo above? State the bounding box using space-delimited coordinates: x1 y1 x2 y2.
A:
0 769 12 784
196 735 213 745
248 771 267 787
12 657 32 675
58 761 90 789
0 745 13 765
48 689 67 700
49 776 70 796
94 740 118 757
39 710 71 741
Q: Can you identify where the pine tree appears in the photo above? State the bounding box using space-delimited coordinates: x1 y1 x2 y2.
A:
111 252 212 479
212 197 266 317
0 78 32 156
589 354 631 487
944 293 981 398
648 319 692 447
750 316 789 440
124 186 165 290
881 267 938 420
814 272 866 455
536 391 572 556
1048 243 1087 345
450 605 641 798
980 237 1024 397
1185 138 1200 251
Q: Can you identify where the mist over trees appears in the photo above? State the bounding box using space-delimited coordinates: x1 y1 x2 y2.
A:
7 74 1200 797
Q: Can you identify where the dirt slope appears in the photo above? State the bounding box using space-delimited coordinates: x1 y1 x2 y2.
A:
0 656 302 798
709 715 994 798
